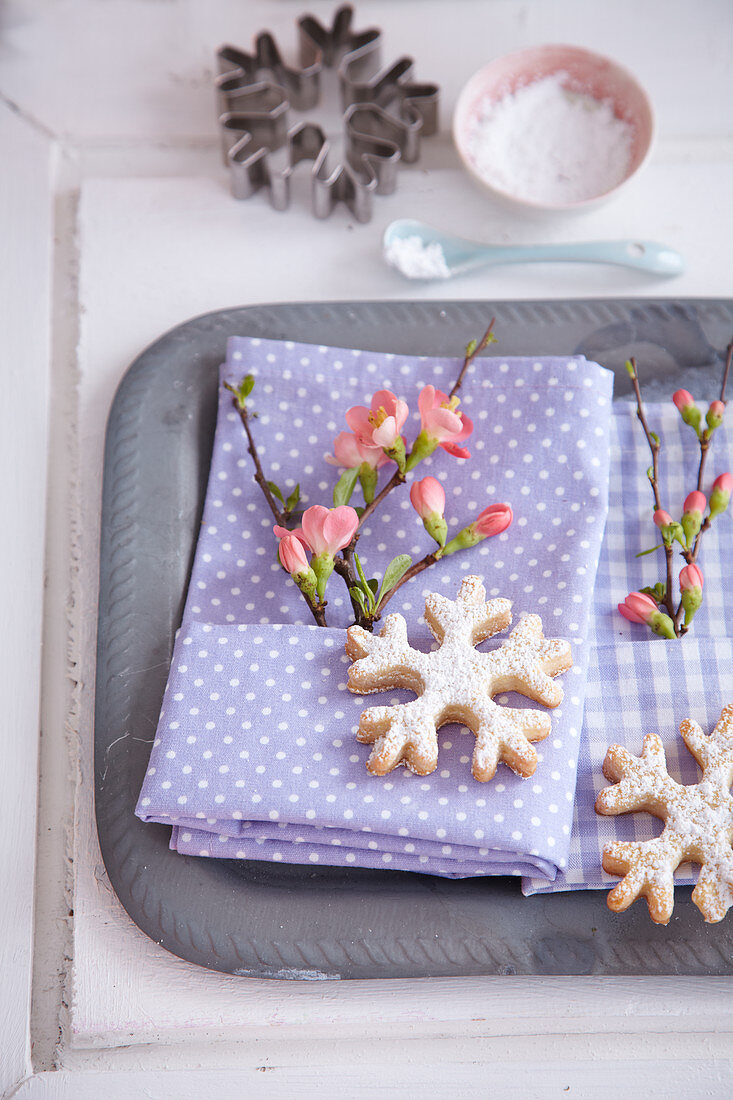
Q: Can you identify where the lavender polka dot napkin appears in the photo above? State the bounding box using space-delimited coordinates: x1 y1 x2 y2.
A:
136 338 613 880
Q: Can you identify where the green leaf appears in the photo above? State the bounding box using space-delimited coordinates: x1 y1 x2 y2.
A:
643 582 666 602
353 553 376 610
285 483 300 513
349 586 368 617
650 432 660 445
624 360 636 378
266 480 284 503
239 374 255 400
333 466 359 507
376 554 412 606
465 338 477 358
367 579 379 598
635 544 662 557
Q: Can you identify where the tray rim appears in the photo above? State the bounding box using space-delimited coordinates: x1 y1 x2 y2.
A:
95 296 733 980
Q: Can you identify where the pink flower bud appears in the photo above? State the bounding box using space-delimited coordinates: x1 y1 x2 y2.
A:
672 389 695 412
709 471 732 518
278 533 310 575
618 591 659 624
474 502 513 537
683 490 706 515
409 476 445 520
673 390 702 433
709 400 725 420
653 509 673 529
300 504 359 557
679 564 703 592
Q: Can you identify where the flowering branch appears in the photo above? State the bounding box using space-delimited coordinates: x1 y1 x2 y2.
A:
231 319 514 630
620 350 731 638
449 317 496 400
627 360 675 619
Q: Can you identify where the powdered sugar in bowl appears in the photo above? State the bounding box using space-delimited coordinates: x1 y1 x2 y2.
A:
453 44 654 213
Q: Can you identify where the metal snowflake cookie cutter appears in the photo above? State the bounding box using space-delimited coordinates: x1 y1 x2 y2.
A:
215 4 440 222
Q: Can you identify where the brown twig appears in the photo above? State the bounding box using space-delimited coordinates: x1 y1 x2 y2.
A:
720 339 733 404
356 470 404 532
228 389 330 625
449 317 496 400
333 549 364 624
696 434 713 494
629 359 676 622
306 600 328 627
688 344 731 556
228 392 286 526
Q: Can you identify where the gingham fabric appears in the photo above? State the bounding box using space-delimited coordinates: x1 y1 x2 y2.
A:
523 408 733 895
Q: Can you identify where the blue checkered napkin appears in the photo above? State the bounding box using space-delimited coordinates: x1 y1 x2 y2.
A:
523 406 733 896
523 637 733 895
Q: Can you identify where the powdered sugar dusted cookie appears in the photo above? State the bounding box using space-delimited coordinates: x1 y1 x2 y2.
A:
345 575 572 781
595 704 733 924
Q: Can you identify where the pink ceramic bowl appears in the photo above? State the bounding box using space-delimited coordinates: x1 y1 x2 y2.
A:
453 44 654 213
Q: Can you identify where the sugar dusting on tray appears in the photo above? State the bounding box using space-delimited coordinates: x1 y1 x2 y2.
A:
463 72 635 205
384 234 451 279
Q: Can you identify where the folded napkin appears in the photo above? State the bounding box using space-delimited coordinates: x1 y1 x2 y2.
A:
523 408 733 895
136 338 613 879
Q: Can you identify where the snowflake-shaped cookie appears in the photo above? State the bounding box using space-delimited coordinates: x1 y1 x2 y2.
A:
345 575 573 782
596 704 733 924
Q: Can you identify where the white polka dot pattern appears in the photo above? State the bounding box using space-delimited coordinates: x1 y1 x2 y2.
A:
136 338 614 879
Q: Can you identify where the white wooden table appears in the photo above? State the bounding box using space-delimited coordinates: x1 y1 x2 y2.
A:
4 1 733 1095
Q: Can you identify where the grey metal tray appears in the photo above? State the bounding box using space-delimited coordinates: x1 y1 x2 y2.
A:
96 298 733 978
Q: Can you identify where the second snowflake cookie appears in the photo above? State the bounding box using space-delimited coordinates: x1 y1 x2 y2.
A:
345 574 573 781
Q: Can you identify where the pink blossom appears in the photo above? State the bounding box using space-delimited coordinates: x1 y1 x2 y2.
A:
672 389 695 412
679 564 704 592
474 502 513 537
345 390 409 450
417 385 473 458
278 533 310 575
273 524 309 548
618 591 659 624
653 509 673 529
300 505 359 557
683 490 706 515
325 431 389 470
409 476 445 520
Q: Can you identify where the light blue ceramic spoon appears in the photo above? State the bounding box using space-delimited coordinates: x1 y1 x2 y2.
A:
383 219 685 280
